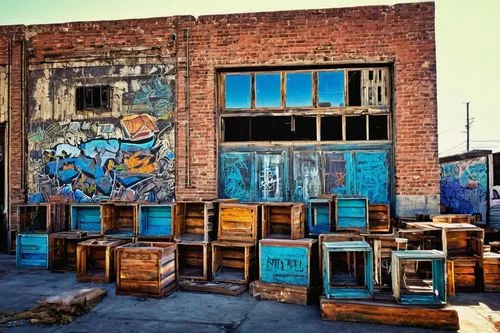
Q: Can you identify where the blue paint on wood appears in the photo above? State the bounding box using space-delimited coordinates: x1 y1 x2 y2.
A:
138 205 173 237
16 234 49 268
355 151 390 204
293 151 321 202
256 152 288 202
219 151 255 202
324 151 353 195
308 199 332 235
336 197 368 230
260 245 310 286
71 205 101 233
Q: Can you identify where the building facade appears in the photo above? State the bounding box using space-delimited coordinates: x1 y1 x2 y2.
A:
0 2 438 251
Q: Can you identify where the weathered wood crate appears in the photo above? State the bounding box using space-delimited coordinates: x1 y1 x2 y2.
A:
391 250 446 306
76 238 128 283
70 204 102 234
318 233 364 276
483 251 500 292
437 223 484 259
17 203 68 233
261 203 305 240
49 231 100 272
447 258 481 292
177 241 211 281
320 298 459 330
308 198 334 236
212 241 256 284
335 196 369 232
16 233 49 268
432 214 475 224
101 203 138 238
368 204 391 233
363 234 407 289
397 226 442 251
251 281 312 306
138 204 175 240
322 241 374 299
218 203 260 243
116 242 177 298
175 201 215 242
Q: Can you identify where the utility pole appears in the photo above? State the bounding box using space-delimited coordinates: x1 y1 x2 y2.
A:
466 101 470 151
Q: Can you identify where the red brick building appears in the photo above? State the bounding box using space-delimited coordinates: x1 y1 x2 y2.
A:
0 2 438 251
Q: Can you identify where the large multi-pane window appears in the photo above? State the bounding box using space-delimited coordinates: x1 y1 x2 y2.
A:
220 67 391 142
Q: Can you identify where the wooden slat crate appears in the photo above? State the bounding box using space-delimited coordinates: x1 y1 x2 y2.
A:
322 241 374 299
335 196 369 232
218 203 260 243
308 198 334 236
138 204 175 239
101 203 138 238
70 204 102 234
432 214 475 224
16 233 49 268
391 250 446 306
483 252 500 292
251 281 312 306
397 227 442 251
437 223 484 259
177 241 211 281
17 203 68 233
212 241 256 284
76 238 128 283
448 258 481 292
175 201 215 242
116 242 177 298
261 202 305 240
49 231 100 272
368 204 391 233
318 233 364 278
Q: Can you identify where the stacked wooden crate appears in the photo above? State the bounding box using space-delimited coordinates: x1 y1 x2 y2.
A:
432 214 475 224
115 242 177 297
368 204 391 233
335 196 369 233
70 204 102 235
483 246 500 292
49 231 100 272
101 202 138 239
308 197 334 236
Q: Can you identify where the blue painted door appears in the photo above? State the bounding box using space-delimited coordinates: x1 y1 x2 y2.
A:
323 151 353 195
293 151 321 202
218 151 255 201
256 152 288 202
354 151 390 203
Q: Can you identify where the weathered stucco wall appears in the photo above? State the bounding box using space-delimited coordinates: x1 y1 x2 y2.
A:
27 62 176 203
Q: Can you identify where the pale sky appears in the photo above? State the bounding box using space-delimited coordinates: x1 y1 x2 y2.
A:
0 0 498 157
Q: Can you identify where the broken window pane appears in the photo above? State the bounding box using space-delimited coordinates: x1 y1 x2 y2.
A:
321 116 343 141
223 117 250 142
255 73 281 108
346 115 366 140
347 71 361 106
225 74 251 109
76 85 109 111
286 72 312 107
318 71 345 107
369 114 389 140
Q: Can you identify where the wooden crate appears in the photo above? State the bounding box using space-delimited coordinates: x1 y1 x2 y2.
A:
70 204 102 234
212 241 256 284
320 298 459 330
391 250 446 306
483 252 500 292
16 233 49 268
261 203 305 240
138 204 175 239
218 203 260 243
318 233 364 278
251 281 313 306
432 214 475 224
448 258 481 292
76 238 128 283
101 203 138 238
17 203 68 233
397 227 442 251
368 204 391 233
177 241 211 281
335 196 369 232
175 201 215 242
308 198 334 236
259 238 317 287
437 223 484 259
116 242 177 298
322 241 374 299
49 231 100 272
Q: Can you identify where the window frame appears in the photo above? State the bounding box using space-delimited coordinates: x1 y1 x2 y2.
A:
75 85 111 112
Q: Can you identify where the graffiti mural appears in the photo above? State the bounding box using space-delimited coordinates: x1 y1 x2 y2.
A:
256 153 286 202
440 157 487 220
27 64 175 203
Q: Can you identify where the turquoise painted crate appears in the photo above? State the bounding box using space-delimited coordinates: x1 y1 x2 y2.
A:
308 198 334 236
335 196 368 232
322 241 374 299
16 233 49 268
259 238 317 287
70 204 102 234
138 204 175 238
392 250 446 306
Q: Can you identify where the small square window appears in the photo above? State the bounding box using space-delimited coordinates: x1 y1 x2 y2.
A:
225 74 251 109
318 71 345 107
286 72 312 107
346 116 367 141
369 115 389 140
255 73 281 108
76 85 109 111
321 116 343 141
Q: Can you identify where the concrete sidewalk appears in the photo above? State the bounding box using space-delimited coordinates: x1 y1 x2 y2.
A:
0 254 498 333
